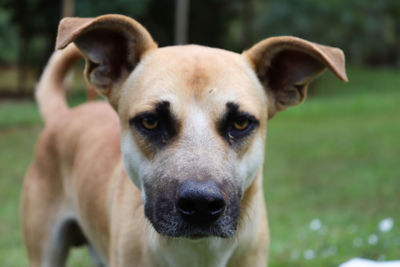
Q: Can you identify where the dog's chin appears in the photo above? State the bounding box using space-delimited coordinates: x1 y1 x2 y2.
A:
148 218 238 239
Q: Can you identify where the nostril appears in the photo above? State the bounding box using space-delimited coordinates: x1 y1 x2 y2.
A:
176 180 226 224
177 198 196 215
177 196 225 222
208 199 225 216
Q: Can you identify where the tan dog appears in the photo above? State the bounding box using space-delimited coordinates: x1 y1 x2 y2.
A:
21 14 347 267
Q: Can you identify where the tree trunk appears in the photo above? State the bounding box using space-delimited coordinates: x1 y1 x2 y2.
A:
62 0 74 18
15 0 28 95
175 0 190 45
17 36 28 95
239 0 255 51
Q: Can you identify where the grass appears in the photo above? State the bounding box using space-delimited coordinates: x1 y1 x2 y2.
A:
0 66 399 266
265 67 400 266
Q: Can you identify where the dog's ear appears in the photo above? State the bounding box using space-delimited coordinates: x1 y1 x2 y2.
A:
56 14 157 107
243 36 347 119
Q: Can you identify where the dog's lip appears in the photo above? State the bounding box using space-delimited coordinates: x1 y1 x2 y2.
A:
186 234 208 239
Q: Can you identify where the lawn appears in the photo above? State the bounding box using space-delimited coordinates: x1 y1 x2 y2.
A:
0 66 399 266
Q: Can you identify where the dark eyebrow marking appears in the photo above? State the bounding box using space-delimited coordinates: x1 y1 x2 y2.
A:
225 102 240 115
130 101 171 121
223 102 259 126
155 101 172 114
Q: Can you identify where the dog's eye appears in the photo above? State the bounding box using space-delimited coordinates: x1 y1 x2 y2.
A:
232 117 250 131
218 102 259 144
141 116 159 130
129 101 178 146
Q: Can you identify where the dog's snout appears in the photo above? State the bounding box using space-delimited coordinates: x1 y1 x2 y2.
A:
176 180 226 224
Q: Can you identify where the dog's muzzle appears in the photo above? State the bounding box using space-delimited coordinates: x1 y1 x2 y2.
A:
144 178 241 238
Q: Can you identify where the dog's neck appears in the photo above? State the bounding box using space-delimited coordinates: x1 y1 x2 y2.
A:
147 171 265 267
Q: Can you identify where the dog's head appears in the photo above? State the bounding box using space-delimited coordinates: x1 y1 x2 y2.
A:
57 15 347 238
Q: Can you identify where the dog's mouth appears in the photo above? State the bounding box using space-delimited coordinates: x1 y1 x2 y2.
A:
145 204 240 238
187 234 207 239
144 179 241 238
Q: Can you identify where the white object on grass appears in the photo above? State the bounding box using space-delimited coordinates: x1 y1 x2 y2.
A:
310 218 322 231
368 234 379 245
339 258 400 267
304 249 315 260
379 218 394 233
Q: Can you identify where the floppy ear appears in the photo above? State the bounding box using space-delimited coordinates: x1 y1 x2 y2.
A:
56 14 157 108
243 36 347 119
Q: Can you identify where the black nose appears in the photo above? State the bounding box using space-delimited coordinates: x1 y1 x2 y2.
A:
176 180 226 224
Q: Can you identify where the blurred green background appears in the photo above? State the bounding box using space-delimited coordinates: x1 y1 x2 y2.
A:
0 0 399 266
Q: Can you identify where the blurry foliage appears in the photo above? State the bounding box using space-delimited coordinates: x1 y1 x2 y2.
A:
189 0 237 49
75 0 150 17
253 0 400 67
1 0 61 81
0 6 17 64
0 0 400 69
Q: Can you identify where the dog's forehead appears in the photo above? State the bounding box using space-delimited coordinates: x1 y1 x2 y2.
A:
119 45 267 118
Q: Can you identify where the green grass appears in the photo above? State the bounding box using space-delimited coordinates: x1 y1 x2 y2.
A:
0 125 38 266
265 66 400 266
0 66 399 266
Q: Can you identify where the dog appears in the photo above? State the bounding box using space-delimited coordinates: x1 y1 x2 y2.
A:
21 14 347 267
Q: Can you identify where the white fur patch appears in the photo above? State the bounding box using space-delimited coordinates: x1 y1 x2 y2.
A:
240 135 265 190
121 132 148 201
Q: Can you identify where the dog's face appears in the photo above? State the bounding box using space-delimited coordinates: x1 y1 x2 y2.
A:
118 46 267 237
57 15 347 238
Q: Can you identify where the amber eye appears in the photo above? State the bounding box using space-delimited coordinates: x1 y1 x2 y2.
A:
233 117 250 131
141 116 159 130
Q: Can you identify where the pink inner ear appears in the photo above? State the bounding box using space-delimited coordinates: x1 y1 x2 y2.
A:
266 50 325 92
